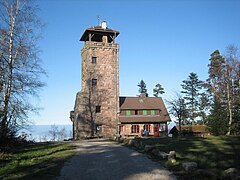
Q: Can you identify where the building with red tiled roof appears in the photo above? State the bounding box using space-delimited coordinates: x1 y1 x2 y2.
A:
119 93 171 137
176 125 209 136
70 22 171 139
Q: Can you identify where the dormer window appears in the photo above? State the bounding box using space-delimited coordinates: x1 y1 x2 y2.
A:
151 110 155 115
143 110 147 115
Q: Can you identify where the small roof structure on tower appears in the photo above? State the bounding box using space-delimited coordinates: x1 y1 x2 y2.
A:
80 21 120 43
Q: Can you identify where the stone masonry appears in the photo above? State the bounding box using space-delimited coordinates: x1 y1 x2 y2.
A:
71 24 120 139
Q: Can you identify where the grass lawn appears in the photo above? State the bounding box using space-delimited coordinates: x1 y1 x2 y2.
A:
0 141 76 180
136 136 240 179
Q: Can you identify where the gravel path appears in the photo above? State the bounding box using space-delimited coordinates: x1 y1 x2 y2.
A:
57 139 176 180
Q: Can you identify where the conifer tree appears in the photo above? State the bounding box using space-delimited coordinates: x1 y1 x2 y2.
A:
206 50 226 100
206 47 240 135
153 83 165 97
181 72 203 122
198 92 210 125
206 100 228 135
138 80 148 96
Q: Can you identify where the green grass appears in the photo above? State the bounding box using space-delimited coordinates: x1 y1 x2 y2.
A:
136 136 240 179
0 142 76 180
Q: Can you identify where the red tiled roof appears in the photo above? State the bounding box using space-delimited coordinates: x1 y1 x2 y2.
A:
176 125 208 133
119 96 171 123
86 26 119 34
120 96 166 110
80 26 120 42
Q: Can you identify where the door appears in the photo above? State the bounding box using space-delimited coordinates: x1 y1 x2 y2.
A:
154 124 159 137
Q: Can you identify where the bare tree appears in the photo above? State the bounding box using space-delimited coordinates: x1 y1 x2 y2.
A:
69 129 73 139
49 125 58 141
0 0 45 141
58 127 67 141
224 45 240 135
206 46 240 135
42 135 47 142
167 93 188 134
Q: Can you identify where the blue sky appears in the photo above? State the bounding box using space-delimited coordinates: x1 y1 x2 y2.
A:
34 0 240 125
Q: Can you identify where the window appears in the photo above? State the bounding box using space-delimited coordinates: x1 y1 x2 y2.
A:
92 79 97 86
160 123 166 132
131 125 139 133
144 124 151 133
92 56 97 64
96 106 101 113
151 110 155 115
159 109 162 115
126 110 131 116
143 110 147 115
135 110 138 115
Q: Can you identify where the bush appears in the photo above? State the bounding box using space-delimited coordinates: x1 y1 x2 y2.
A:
0 132 33 153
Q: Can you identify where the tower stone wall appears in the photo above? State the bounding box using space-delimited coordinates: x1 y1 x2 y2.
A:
71 31 120 139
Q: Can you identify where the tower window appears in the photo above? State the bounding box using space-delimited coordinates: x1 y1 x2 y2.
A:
92 56 97 64
96 106 101 113
92 79 97 86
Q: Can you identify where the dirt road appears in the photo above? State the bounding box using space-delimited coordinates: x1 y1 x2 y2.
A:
58 139 176 180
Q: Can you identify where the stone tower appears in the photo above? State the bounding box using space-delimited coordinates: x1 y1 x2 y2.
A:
70 22 120 139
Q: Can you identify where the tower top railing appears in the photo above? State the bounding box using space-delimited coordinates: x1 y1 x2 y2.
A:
84 41 119 48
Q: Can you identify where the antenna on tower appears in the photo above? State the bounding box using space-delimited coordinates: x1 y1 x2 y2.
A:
97 15 100 26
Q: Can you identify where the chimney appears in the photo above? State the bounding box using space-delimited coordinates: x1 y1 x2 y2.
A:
101 21 107 29
139 93 147 98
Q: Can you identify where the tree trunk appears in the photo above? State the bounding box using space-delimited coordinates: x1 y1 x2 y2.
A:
0 0 45 140
0 13 15 139
178 119 181 134
226 81 232 135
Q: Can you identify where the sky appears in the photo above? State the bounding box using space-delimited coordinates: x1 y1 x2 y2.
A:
33 0 240 125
